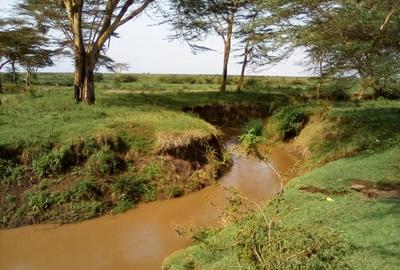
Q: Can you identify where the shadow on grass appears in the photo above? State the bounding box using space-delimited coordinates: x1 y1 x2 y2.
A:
98 90 287 111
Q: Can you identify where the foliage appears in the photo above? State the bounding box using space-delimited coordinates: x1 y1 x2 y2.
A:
86 147 119 176
274 106 306 140
239 119 263 152
0 159 23 185
32 145 74 178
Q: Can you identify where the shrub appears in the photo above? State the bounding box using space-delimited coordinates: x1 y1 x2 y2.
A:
86 147 119 176
320 78 352 101
239 119 264 152
275 106 306 140
94 73 104 82
113 74 139 83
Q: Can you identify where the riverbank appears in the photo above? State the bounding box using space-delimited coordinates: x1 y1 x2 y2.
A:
0 77 288 228
163 99 400 269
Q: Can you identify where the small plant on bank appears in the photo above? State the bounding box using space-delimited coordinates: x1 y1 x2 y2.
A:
86 146 119 176
239 119 264 153
32 145 75 178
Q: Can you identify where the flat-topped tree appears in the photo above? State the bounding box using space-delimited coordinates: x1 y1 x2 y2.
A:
0 19 53 92
168 0 257 93
20 0 154 104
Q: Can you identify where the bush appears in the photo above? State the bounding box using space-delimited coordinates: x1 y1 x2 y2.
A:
86 147 119 176
94 73 104 82
320 78 352 101
275 106 306 140
113 74 139 83
239 119 264 152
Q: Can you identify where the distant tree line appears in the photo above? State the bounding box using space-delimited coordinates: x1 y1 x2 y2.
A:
0 0 398 102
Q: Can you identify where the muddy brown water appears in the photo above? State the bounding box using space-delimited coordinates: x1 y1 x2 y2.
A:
0 129 296 270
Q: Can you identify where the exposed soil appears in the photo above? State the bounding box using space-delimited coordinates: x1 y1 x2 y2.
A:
162 135 224 168
300 186 348 196
182 103 271 126
351 181 400 199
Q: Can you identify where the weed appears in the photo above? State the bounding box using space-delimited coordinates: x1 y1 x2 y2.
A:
86 147 120 176
0 159 23 185
26 189 58 218
32 145 75 178
111 200 134 214
63 180 101 202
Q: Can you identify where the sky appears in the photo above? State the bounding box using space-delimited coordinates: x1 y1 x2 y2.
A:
0 0 310 76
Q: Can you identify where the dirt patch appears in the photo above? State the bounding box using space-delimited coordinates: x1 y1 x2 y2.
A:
161 135 223 168
300 186 348 196
182 103 271 126
351 181 400 199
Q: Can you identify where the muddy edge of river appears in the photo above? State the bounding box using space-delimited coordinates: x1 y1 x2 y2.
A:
0 128 297 270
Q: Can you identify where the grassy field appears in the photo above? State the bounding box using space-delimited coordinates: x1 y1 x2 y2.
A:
1 73 399 269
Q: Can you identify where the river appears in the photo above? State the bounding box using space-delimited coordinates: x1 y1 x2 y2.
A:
0 129 296 270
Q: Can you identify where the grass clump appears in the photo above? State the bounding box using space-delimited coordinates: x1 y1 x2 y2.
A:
86 147 120 176
32 145 75 178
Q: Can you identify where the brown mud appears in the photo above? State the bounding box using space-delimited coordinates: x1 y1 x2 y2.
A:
351 181 400 199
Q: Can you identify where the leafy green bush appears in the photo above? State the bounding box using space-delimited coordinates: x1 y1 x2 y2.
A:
239 119 264 152
275 106 306 140
86 147 119 176
242 119 263 137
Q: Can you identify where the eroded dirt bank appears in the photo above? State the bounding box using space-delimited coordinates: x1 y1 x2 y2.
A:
0 130 297 270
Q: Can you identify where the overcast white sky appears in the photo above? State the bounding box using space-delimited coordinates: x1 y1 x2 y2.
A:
0 0 310 76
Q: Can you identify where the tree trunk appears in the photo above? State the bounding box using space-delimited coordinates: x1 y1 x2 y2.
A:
11 61 17 84
25 69 32 89
219 15 234 93
237 41 250 92
74 51 96 104
0 77 3 93
74 53 84 103
82 54 96 104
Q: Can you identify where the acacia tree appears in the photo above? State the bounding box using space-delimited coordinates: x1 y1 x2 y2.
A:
169 0 256 93
0 19 53 92
234 4 290 92
269 0 400 98
21 0 154 104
